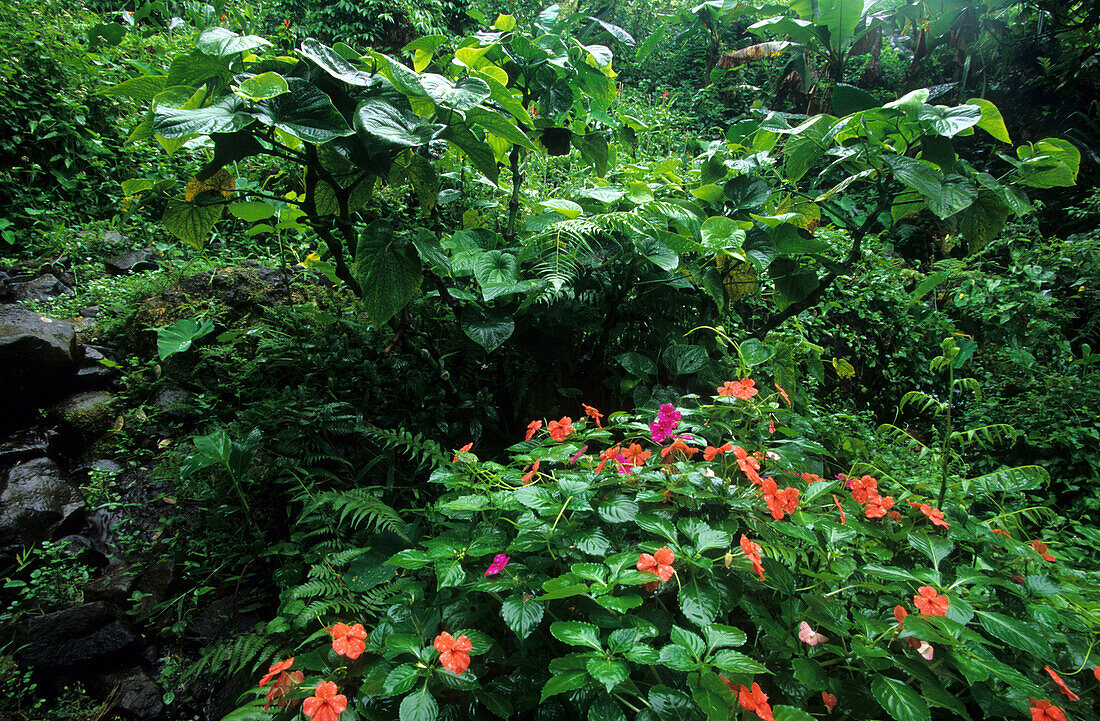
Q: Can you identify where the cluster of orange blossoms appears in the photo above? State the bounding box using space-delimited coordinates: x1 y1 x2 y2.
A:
848 474 895 518
547 416 573 442
703 442 732 461
660 436 698 461
718 378 758 399
908 500 950 529
721 678 773 721
761 478 799 520
636 545 676 581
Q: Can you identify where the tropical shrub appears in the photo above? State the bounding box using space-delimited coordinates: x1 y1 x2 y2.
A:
221 356 1100 721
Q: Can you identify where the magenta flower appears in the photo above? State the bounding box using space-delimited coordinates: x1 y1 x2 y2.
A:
615 453 632 476
650 404 682 443
569 446 589 465
485 554 510 575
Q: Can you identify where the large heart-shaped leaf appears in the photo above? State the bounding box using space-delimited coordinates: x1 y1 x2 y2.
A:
155 96 252 138
355 98 427 148
196 27 271 57
163 196 224 248
157 317 215 360
354 220 422 325
253 78 354 144
234 72 289 101
300 38 377 86
462 307 514 352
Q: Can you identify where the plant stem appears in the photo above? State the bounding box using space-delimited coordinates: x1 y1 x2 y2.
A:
938 363 954 508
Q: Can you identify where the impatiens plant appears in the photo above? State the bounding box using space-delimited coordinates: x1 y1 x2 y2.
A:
223 369 1100 721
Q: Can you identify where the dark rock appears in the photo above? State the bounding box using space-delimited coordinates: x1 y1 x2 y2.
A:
55 534 94 559
13 274 75 303
94 667 164 720
75 362 119 391
105 249 157 275
133 559 174 614
0 458 84 551
14 602 136 670
80 306 100 318
190 595 258 640
90 459 123 475
0 305 78 428
0 427 49 466
152 385 190 419
52 391 116 436
85 563 138 606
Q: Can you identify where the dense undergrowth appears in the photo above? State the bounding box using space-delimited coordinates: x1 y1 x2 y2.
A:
1 0 1099 719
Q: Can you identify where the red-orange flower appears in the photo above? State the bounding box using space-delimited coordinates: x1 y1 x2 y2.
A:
718 378 758 399
259 657 295 687
832 494 846 524
525 420 542 440
452 442 473 462
1045 666 1080 702
621 443 651 468
637 546 676 581
582 403 604 428
660 436 698 461
733 446 764 484
1029 698 1067 721
1033 540 1056 562
913 586 949 617
595 445 621 474
264 670 304 710
864 493 895 518
327 622 367 659
1094 665 1100 682
704 442 733 461
775 383 791 405
521 458 540 485
547 417 573 442
801 471 825 484
735 682 774 721
992 528 1012 537
822 691 837 713
434 632 472 675
740 534 765 581
893 605 907 628
761 478 799 520
909 500 950 529
303 681 347 721
849 475 878 504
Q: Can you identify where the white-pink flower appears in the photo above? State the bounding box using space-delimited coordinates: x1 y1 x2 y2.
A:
798 621 829 646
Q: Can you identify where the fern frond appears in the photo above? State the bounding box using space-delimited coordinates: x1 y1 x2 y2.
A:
304 489 411 541
876 424 931 458
359 424 447 471
951 424 1019 450
968 465 1049 495
898 391 947 416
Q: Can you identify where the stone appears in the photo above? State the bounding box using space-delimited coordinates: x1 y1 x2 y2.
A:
85 563 138 606
75 363 119 391
80 306 100 318
52 391 116 436
0 427 49 465
0 305 78 429
13 274 75 303
90 459 123 475
104 249 157 275
152 385 190 419
0 458 84 551
15 602 136 670
93 667 164 720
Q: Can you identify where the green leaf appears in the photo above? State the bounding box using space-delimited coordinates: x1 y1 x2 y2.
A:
254 78 354 144
422 74 491 112
235 72 289 101
442 125 500 184
586 657 629 692
228 202 276 222
792 658 827 690
918 104 982 137
739 338 772 366
501 594 544 639
155 96 252 139
633 235 678 271
355 98 428 148
163 197 224 249
871 677 931 721
157 317 214 361
975 610 1051 659
539 199 583 218
354 220 422 325
671 626 705 658
634 513 677 542
196 27 271 57
384 664 421 695
709 649 767 674
550 621 602 651
541 671 589 702
300 38 376 86
462 306 514 352
467 108 536 150
595 594 643 612
1016 138 1081 188
966 98 1010 143
616 352 657 378
659 644 698 672
101 75 167 102
679 578 719 627
399 686 438 721
649 685 694 716
689 671 736 721
702 624 746 652
597 496 638 524
774 706 816 721
387 549 430 569
700 216 746 251
908 533 953 571
832 83 879 116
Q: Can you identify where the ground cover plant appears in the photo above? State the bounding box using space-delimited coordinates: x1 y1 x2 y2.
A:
0 0 1099 719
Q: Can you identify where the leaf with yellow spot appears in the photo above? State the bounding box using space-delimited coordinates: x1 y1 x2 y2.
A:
716 41 794 69
832 358 856 379
776 194 821 233
717 254 757 302
184 168 235 201
462 209 486 228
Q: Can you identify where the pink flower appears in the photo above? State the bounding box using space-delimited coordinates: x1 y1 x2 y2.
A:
650 404 682 443
485 553 510 575
797 621 828 646
569 446 589 465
